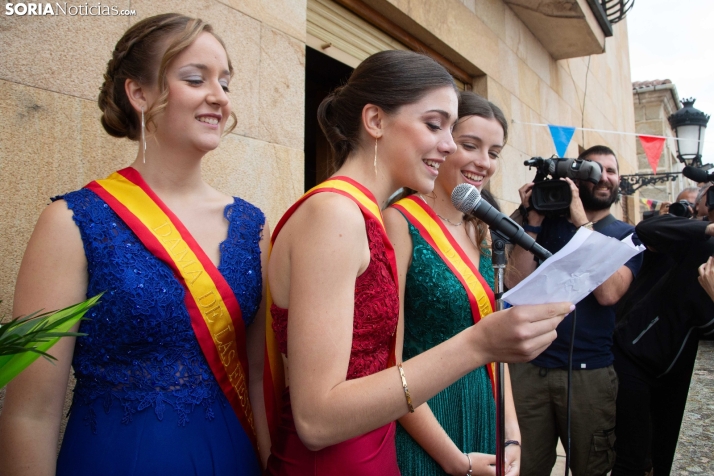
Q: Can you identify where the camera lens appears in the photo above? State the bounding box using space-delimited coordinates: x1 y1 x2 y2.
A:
547 190 562 202
669 201 692 218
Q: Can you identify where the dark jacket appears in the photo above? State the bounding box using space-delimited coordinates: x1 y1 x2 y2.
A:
614 215 714 377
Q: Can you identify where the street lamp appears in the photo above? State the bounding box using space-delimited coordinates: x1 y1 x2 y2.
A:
668 98 709 166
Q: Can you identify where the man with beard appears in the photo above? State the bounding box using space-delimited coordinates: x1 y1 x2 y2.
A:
505 145 643 476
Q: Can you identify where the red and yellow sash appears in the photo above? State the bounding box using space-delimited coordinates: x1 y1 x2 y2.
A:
85 168 258 455
391 195 497 397
263 176 399 440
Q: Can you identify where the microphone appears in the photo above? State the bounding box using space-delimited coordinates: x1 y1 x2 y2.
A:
451 183 552 261
682 166 714 183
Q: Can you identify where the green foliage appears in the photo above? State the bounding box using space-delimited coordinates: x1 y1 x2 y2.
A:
0 294 101 388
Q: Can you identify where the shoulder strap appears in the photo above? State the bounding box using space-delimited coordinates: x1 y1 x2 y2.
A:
594 214 616 232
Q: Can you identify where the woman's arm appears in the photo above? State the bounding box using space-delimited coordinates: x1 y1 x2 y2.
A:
383 207 410 368
0 200 88 476
246 222 272 468
281 194 571 451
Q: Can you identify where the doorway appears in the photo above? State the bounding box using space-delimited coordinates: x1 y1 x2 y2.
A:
304 46 354 191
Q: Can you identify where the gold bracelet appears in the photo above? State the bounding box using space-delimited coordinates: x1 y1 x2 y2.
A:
397 363 414 413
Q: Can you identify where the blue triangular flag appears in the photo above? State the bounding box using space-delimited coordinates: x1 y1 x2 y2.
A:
548 125 576 157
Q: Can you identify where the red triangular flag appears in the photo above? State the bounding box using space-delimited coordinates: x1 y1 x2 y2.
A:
638 135 666 174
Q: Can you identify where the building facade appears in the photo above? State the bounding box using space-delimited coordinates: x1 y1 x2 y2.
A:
0 0 638 315
631 79 691 219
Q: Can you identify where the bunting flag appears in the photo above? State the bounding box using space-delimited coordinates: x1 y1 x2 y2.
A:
638 135 667 174
548 125 576 157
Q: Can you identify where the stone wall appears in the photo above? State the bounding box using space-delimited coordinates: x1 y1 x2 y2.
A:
0 0 307 317
455 0 637 214
355 0 637 215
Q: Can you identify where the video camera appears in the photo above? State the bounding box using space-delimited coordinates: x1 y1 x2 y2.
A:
524 157 603 217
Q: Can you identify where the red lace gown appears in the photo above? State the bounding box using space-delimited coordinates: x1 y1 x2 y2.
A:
266 218 401 475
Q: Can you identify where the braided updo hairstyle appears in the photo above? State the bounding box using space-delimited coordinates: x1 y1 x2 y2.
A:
317 50 456 171
98 13 236 140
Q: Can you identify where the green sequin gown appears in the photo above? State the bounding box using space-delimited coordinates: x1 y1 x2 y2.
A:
396 221 496 475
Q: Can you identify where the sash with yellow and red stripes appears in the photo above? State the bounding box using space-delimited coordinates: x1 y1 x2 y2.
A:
391 195 497 397
85 168 258 455
263 176 399 440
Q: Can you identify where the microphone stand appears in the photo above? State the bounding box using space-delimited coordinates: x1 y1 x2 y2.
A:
490 230 509 476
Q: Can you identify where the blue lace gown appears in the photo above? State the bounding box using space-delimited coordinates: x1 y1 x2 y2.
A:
55 188 264 476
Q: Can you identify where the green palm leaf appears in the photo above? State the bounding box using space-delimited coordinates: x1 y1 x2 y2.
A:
0 294 101 388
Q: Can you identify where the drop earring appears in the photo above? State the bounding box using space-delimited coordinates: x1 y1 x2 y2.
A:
141 107 146 164
374 137 378 175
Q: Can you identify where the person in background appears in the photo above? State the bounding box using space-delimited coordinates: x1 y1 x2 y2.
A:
657 186 699 216
0 14 270 475
611 193 714 476
506 145 643 476
695 184 713 220
264 50 571 475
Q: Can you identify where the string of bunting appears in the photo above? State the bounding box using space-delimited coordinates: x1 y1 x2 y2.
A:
513 120 712 175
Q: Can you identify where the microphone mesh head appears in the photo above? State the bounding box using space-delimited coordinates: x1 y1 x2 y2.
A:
451 183 481 214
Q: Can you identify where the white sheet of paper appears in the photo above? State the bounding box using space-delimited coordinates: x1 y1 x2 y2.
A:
502 228 645 306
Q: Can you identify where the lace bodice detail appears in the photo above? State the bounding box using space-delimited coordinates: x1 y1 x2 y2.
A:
60 188 264 430
271 217 399 379
402 222 493 360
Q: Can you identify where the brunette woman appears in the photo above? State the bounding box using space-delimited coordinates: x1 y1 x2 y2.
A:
387 92 520 475
0 13 269 475
264 51 570 475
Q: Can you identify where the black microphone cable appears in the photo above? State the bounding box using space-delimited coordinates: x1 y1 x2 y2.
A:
565 308 576 476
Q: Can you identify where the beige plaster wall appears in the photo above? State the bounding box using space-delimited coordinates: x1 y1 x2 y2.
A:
0 0 307 317
374 0 637 215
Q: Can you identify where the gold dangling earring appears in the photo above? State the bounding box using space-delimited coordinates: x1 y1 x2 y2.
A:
374 137 378 176
141 107 146 164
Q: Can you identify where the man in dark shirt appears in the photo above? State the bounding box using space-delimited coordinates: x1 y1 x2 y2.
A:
611 211 714 476
506 145 643 476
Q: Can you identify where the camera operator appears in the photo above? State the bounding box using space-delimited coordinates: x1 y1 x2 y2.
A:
611 188 714 476
505 145 643 476
695 183 712 220
658 187 698 217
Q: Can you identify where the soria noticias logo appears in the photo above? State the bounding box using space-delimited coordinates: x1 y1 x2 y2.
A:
5 2 137 16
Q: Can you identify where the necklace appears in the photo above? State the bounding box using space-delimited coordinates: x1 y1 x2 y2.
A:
418 194 464 226
436 214 463 226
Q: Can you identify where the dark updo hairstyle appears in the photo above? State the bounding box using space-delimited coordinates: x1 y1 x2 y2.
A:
317 50 457 171
455 90 508 142
454 91 508 254
98 13 237 140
